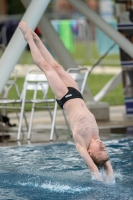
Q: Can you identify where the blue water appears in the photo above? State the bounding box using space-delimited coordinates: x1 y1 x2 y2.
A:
0 138 133 200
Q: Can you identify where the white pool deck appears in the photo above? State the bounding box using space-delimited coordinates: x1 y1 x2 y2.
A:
15 64 122 76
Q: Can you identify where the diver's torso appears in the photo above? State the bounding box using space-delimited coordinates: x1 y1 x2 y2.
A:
64 98 99 148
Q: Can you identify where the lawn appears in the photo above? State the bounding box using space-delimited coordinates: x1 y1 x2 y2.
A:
87 74 124 105
7 74 124 112
71 42 121 66
18 41 121 66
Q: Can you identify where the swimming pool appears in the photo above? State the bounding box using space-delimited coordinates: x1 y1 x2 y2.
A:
0 138 133 200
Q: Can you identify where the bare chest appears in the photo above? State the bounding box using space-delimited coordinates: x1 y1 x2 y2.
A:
69 112 99 148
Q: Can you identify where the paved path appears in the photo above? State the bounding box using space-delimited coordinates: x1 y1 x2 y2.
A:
14 64 121 77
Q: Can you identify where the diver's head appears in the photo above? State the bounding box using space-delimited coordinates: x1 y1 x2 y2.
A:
88 138 109 167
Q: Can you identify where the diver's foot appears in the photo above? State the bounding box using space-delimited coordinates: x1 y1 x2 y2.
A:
30 30 40 42
19 21 32 41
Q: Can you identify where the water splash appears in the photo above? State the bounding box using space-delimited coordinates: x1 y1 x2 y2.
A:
114 170 123 181
18 181 91 193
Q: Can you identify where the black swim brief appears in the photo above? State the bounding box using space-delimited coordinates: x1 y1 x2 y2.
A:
56 87 83 109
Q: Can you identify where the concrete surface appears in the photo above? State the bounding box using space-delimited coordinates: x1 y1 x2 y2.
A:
14 64 122 77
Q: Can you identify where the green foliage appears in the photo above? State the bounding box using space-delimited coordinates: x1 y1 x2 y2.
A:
7 0 25 14
6 0 54 15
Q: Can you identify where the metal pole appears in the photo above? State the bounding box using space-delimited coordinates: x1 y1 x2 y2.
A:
21 0 78 70
38 15 78 70
94 72 122 102
67 0 133 59
0 0 50 94
21 0 94 101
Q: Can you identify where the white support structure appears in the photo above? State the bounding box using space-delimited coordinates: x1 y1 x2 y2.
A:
38 14 78 71
67 0 133 59
0 0 51 94
94 72 122 102
21 0 94 101
66 0 132 102
22 0 78 71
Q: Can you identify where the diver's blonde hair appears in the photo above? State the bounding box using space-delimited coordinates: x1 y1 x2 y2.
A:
92 155 110 167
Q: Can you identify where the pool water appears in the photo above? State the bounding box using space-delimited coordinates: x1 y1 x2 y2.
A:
0 138 133 200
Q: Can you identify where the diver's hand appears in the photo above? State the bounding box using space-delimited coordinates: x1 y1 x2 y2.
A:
104 161 115 184
104 161 114 177
106 174 115 184
91 171 104 182
30 30 40 42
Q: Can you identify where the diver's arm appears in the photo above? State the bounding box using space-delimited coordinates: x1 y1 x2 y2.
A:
76 143 104 182
104 161 114 182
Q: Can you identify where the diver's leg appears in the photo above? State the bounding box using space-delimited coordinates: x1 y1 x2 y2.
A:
19 21 68 100
20 21 78 90
30 29 79 90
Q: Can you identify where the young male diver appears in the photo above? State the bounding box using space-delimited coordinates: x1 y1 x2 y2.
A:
19 21 114 182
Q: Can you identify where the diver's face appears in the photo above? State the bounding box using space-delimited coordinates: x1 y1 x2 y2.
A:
88 139 108 162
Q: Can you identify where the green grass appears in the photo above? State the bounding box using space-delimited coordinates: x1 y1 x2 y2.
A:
87 74 124 105
6 74 124 112
18 42 121 66
69 41 120 66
